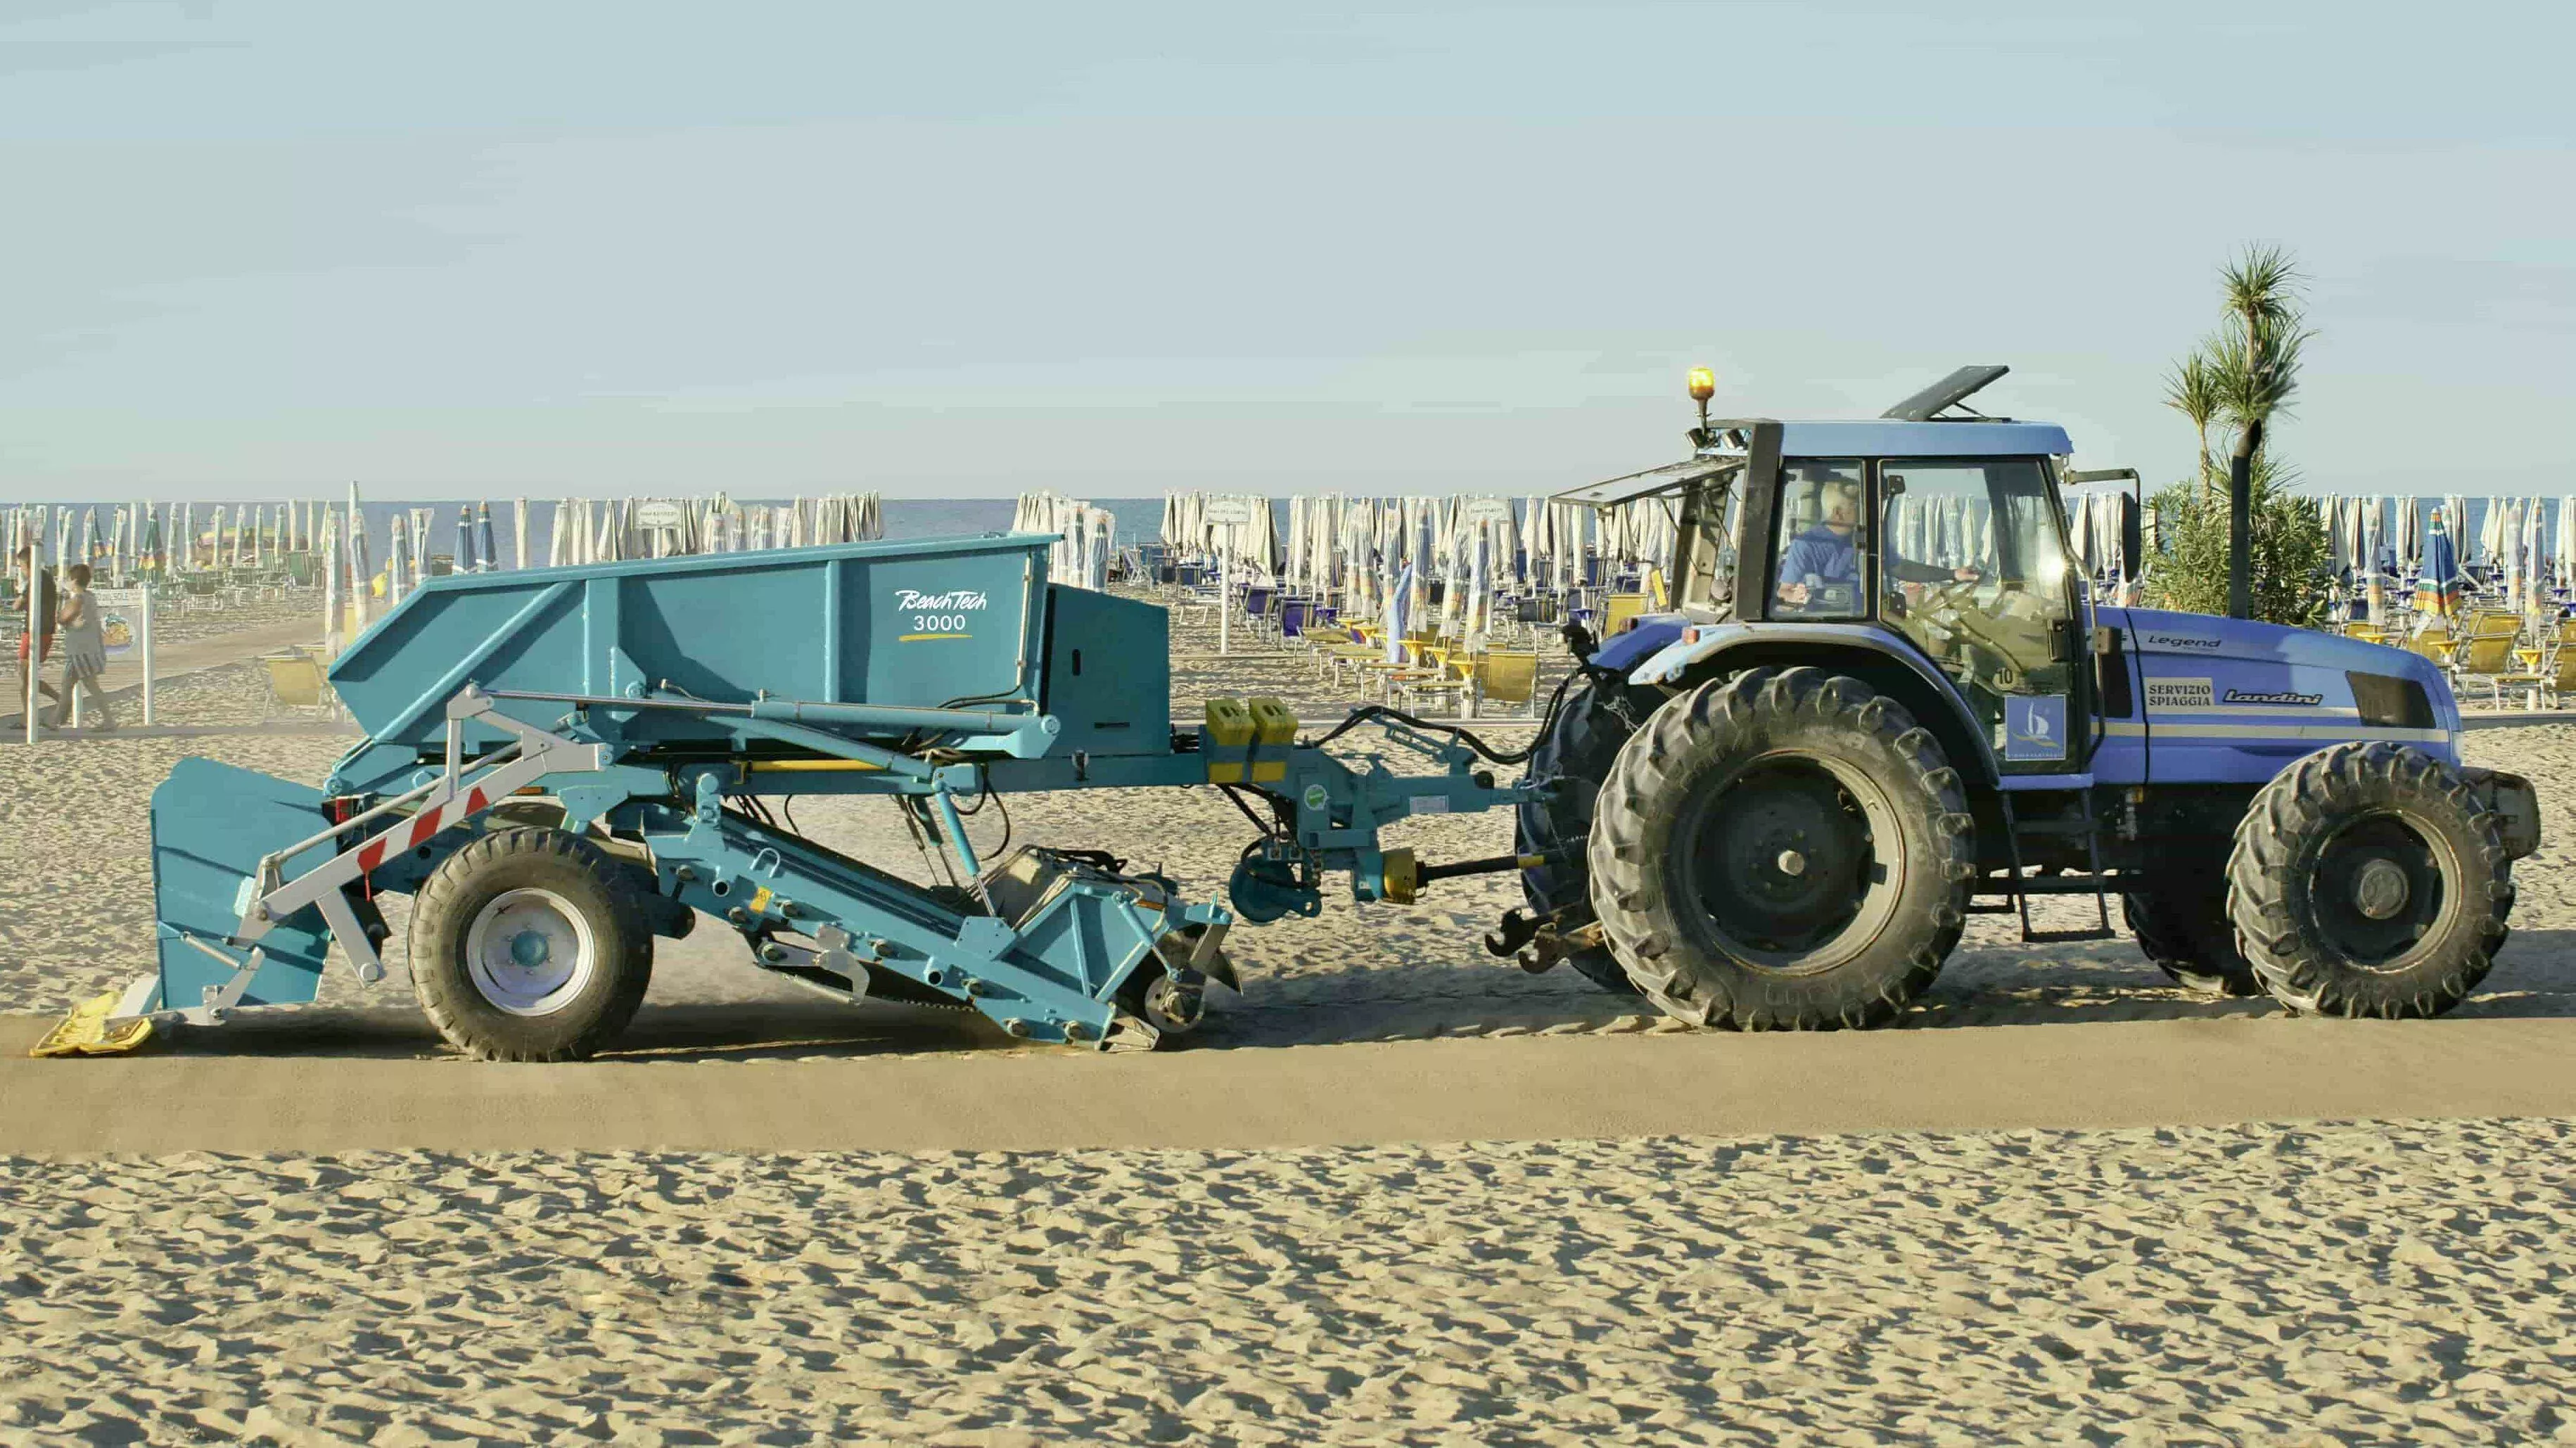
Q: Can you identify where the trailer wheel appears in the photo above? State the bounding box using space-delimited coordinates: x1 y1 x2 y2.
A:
1588 667 1974 1030
409 828 654 1061
1515 674 1659 994
2122 871 2264 998
2226 742 2511 1019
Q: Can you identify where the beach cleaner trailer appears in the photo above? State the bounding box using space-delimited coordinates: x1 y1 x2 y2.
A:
65 532 1544 1059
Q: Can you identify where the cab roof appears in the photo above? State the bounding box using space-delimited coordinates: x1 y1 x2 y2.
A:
1766 419 2072 459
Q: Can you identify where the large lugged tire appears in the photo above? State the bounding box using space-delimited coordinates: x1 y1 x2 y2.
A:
2123 870 2264 998
2226 742 2511 1019
1516 675 1659 994
1588 667 1975 1030
409 828 656 1061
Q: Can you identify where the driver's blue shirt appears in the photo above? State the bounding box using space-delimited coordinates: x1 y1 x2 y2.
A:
1778 523 1859 587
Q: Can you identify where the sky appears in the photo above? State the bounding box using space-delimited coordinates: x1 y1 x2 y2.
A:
1 1 2569 500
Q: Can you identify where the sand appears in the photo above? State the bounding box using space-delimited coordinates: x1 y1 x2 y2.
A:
6 1122 2576 1444
8 597 2576 1442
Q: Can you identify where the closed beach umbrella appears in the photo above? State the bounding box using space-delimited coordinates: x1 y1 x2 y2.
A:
1385 561 1414 662
345 484 370 592
2416 506 2461 623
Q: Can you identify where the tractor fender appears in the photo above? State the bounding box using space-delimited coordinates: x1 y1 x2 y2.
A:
1589 616 1688 674
1626 622 2004 786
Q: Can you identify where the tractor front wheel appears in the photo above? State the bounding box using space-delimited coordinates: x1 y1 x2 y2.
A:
1587 667 1975 1030
409 828 656 1061
1516 673 1659 994
2226 742 2511 1018
2122 869 2264 998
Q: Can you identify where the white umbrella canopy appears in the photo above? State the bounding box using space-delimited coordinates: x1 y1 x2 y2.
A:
1437 523 1466 638
2520 496 2548 621
2555 499 2576 592
1286 496 1309 592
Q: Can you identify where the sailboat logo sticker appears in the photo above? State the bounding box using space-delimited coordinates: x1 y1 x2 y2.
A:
2006 694 2067 762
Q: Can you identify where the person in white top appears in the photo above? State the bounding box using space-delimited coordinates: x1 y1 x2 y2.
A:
49 563 115 731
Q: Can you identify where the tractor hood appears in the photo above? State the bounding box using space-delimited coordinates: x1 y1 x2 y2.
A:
2107 607 2464 775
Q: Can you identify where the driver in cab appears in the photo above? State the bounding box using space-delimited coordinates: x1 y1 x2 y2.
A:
1775 476 1980 614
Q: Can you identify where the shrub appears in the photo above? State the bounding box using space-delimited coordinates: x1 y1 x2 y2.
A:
2143 476 2329 628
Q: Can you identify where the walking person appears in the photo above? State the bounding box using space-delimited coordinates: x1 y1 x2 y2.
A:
49 563 115 731
11 544 60 722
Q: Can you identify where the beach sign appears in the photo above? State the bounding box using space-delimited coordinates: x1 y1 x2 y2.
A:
635 501 687 532
1199 498 1258 526
1461 498 1515 525
94 587 146 658
90 585 154 725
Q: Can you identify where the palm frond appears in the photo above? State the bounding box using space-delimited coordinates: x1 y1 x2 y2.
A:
2220 243 2303 324
2161 348 2223 428
2209 309 2313 427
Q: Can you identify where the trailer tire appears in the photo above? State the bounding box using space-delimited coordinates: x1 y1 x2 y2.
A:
2122 873 2264 998
1516 674 1659 994
2226 742 2510 1020
1588 667 1973 1030
409 828 655 1061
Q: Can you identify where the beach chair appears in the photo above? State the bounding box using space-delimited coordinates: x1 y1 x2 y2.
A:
1399 648 1542 718
2479 621 2576 711
1473 650 1542 717
2449 612 2526 707
1365 634 1455 700
262 652 338 716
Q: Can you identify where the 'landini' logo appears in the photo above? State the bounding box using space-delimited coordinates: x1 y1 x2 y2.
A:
895 589 990 610
2224 688 2323 706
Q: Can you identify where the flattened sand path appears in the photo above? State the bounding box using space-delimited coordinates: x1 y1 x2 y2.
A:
11 1013 2576 1157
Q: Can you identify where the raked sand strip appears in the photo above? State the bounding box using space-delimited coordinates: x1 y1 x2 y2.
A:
12 1013 2576 1156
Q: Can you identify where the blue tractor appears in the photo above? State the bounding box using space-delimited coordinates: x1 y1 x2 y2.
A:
1510 366 2541 1025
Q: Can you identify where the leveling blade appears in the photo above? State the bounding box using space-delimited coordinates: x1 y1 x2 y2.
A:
32 986 156 1058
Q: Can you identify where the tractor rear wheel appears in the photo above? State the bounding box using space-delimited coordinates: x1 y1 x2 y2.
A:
1515 674 1659 994
1587 667 1975 1030
2122 870 2264 998
2226 742 2511 1019
409 828 656 1061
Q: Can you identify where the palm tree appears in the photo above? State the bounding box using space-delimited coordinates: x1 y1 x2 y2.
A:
2214 245 2312 445
2162 347 2223 503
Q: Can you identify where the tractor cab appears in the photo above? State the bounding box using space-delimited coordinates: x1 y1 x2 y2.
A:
1559 365 2093 774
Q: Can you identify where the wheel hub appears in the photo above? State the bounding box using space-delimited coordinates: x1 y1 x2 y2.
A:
2352 857 2411 920
464 888 598 1017
2309 814 2449 970
1683 759 1877 961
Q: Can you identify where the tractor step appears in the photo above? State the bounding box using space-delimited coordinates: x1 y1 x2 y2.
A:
1975 874 2135 897
2020 927 2117 944
1992 790 2115 947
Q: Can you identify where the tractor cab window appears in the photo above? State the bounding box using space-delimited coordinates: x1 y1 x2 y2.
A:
1768 460 1868 620
1879 459 2079 763
1675 473 1740 615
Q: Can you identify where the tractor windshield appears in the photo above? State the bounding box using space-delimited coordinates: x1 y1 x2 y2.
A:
1878 458 2079 763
